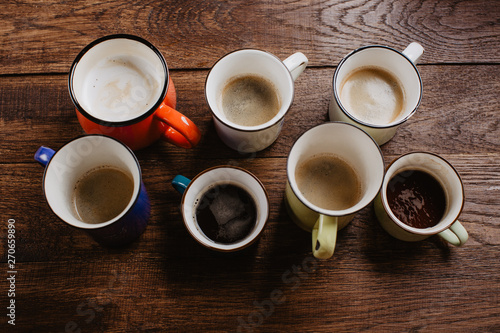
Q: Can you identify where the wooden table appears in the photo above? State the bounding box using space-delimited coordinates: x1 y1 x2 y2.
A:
1 1 499 332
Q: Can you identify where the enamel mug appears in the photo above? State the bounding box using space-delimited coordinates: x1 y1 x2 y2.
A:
285 122 385 259
172 166 270 252
205 49 308 153
374 152 468 246
34 135 150 246
329 43 424 145
69 34 201 150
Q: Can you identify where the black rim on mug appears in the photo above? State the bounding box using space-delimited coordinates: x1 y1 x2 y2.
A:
68 34 169 127
41 134 142 230
180 165 270 252
332 45 423 129
205 48 295 133
380 151 465 235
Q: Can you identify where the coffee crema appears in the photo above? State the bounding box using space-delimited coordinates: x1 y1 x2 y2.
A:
72 166 135 224
82 54 163 122
195 183 257 244
221 74 281 127
295 153 362 211
340 66 405 125
387 170 446 229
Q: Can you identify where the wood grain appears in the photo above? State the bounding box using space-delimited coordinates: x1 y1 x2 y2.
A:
1 153 498 262
0 0 499 332
0 0 498 74
0 65 498 164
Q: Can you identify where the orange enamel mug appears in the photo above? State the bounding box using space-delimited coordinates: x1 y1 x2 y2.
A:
69 34 201 150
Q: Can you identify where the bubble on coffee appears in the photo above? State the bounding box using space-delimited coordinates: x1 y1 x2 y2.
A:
195 183 257 244
72 166 134 224
296 153 362 211
82 55 163 122
340 66 406 125
221 74 281 127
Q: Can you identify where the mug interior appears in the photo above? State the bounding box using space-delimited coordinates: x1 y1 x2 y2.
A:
181 166 269 251
70 35 167 124
334 46 422 128
43 135 141 229
287 122 385 216
381 152 464 235
205 49 294 131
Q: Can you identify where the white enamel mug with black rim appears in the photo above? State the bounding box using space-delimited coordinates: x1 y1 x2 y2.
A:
329 43 424 145
205 49 308 153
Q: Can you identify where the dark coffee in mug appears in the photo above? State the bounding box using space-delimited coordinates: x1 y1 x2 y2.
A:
72 166 135 224
221 74 281 126
195 183 257 244
387 169 446 228
295 153 362 210
340 66 405 125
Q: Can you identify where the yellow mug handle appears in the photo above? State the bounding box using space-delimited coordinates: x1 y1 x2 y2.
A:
438 220 468 246
312 214 338 259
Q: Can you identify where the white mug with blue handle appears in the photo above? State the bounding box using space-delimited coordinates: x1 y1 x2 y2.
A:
172 166 270 252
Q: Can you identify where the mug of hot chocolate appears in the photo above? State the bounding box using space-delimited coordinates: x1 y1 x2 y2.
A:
374 152 468 246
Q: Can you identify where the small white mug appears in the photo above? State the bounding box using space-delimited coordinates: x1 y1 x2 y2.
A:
205 49 308 153
374 152 468 246
285 122 385 259
172 166 270 252
329 43 424 145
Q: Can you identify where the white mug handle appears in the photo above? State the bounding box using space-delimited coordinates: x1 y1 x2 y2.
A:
403 42 424 64
438 220 468 246
283 52 308 81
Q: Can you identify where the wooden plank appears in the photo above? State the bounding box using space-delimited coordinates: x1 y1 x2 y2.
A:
6 231 500 332
1 153 498 262
0 65 498 163
0 0 498 74
0 1 499 331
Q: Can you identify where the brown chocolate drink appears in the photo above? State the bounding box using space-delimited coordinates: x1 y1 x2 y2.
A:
387 170 446 228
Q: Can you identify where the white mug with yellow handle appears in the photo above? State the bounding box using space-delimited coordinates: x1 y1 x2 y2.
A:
285 122 385 259
374 152 468 246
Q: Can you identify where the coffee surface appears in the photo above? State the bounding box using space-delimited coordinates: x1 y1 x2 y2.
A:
83 55 162 122
387 170 446 228
195 183 257 244
73 166 134 224
340 66 405 125
221 74 281 126
295 153 362 210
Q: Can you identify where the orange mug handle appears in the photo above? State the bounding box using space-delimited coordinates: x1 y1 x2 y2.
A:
154 103 201 149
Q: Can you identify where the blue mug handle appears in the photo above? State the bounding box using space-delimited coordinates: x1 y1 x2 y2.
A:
34 146 55 167
172 175 192 195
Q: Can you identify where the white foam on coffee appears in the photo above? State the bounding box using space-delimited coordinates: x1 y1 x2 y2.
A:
340 66 405 125
81 54 163 122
